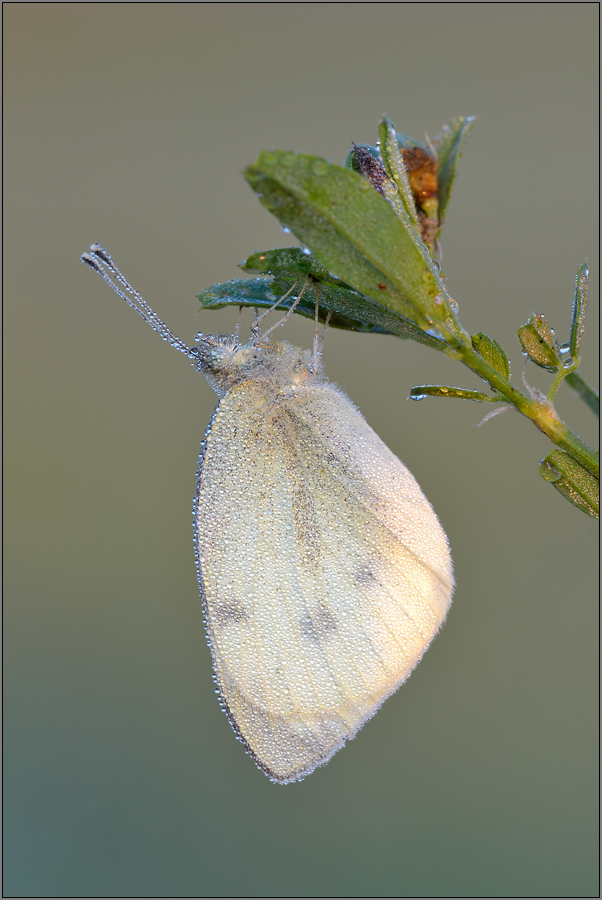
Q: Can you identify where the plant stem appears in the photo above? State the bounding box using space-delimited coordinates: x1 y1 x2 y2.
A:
565 371 600 417
547 368 567 402
455 346 599 477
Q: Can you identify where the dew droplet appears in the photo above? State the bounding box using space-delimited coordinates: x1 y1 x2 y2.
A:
311 159 328 176
424 327 444 340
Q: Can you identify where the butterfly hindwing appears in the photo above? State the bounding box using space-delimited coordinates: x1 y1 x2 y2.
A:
196 379 452 783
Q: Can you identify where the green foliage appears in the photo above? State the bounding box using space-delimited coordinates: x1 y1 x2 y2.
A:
565 371 599 417
409 385 497 403
244 152 466 345
569 261 588 360
198 115 598 518
432 116 476 224
199 254 446 346
241 247 331 281
377 118 421 235
471 333 510 380
517 313 562 372
540 450 599 518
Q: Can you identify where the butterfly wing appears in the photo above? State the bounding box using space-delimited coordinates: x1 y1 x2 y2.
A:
195 379 453 784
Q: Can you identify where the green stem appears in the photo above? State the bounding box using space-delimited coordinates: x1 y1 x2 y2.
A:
455 346 599 478
547 368 566 402
565 371 600 417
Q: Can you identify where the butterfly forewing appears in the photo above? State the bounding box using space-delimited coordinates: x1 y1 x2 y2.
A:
196 378 453 783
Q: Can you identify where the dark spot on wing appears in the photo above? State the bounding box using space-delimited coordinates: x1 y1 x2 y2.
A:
301 615 320 643
301 606 337 643
213 601 249 628
356 564 377 584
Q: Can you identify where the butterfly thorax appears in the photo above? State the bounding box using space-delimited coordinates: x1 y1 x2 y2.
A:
194 336 322 398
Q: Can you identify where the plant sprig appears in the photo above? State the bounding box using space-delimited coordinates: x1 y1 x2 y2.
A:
198 116 599 518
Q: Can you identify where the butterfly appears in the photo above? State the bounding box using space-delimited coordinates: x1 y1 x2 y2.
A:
82 244 453 784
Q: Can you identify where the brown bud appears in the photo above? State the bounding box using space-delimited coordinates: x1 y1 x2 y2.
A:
401 146 439 204
352 144 388 196
401 147 439 245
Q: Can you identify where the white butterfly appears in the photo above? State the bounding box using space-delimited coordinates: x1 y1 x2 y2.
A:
82 245 453 784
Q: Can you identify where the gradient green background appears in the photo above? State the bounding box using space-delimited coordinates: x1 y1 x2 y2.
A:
4 4 599 897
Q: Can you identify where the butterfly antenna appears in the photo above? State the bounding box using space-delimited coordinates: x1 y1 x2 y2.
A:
81 244 196 359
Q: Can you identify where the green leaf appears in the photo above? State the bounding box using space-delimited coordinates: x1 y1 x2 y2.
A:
471 332 510 379
569 260 588 359
378 118 421 232
517 313 562 372
198 277 277 308
245 151 469 348
241 247 331 281
565 371 599 417
395 133 425 150
198 271 447 347
409 385 494 402
432 116 476 223
539 449 599 518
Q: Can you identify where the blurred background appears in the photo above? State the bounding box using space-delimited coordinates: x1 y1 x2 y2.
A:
4 4 598 897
